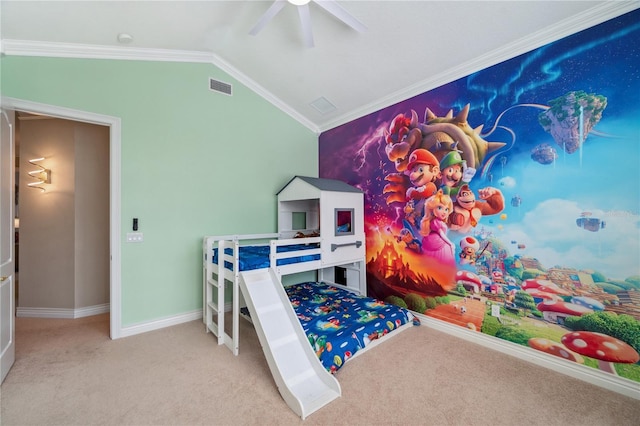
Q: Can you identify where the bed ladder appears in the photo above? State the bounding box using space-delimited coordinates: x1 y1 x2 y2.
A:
239 267 341 419
204 239 238 354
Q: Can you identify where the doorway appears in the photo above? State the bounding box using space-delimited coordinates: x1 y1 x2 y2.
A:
16 113 110 321
3 98 122 339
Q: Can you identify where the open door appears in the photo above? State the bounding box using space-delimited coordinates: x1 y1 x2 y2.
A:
1 108 16 383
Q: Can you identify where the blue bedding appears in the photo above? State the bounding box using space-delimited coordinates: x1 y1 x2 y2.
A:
212 243 320 271
286 282 417 373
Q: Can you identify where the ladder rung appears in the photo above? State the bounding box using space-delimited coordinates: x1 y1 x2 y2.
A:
207 302 223 314
206 322 220 337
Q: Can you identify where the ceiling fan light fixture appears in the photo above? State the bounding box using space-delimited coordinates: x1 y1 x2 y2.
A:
250 0 365 48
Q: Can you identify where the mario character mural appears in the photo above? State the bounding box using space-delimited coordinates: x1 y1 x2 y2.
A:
330 104 508 306
405 149 440 203
403 148 440 234
375 105 506 298
319 9 640 384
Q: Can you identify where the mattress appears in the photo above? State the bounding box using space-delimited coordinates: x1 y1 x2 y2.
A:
212 243 320 271
286 281 416 373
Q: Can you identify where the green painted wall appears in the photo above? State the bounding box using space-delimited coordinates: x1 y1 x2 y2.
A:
1 56 318 326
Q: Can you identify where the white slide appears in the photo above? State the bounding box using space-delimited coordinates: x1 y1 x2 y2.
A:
239 268 341 419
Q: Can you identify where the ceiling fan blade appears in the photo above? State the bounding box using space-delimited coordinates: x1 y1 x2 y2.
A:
297 3 314 48
249 0 287 36
314 0 367 33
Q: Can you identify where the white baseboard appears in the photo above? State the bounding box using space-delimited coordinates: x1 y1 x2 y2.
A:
119 309 202 338
17 303 110 319
415 313 640 401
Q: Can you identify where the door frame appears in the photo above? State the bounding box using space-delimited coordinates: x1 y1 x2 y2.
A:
2 97 122 339
1 108 16 382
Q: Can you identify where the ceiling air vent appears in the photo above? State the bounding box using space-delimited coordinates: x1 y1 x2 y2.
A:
209 78 232 96
310 96 336 114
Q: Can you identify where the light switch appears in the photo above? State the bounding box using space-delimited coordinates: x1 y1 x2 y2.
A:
126 232 143 243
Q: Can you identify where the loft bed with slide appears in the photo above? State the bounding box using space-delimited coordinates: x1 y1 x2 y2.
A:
202 176 417 419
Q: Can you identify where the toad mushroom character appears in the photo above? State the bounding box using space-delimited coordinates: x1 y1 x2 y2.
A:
528 337 584 364
561 331 639 375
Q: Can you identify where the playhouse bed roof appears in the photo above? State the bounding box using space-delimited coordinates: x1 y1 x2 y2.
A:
277 176 362 195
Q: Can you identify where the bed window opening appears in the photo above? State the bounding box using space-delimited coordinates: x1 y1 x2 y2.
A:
292 211 307 230
334 208 354 236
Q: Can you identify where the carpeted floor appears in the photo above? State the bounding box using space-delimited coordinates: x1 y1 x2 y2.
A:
1 313 639 425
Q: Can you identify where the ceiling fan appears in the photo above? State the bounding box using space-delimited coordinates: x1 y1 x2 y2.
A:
249 0 367 48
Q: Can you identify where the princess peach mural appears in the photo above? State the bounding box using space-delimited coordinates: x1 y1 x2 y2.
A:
319 9 640 383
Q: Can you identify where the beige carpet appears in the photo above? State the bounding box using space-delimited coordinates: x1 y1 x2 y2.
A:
1 313 639 425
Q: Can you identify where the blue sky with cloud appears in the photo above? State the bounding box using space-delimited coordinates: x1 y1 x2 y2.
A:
477 117 639 280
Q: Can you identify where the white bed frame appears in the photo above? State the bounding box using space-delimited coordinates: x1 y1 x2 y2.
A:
202 232 367 355
202 231 415 419
201 178 421 418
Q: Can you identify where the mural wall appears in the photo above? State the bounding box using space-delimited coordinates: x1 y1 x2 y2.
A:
319 9 640 383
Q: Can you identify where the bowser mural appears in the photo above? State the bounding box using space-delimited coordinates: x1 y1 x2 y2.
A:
319 10 640 383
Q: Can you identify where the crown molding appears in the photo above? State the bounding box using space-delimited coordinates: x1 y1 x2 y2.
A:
0 39 320 133
206 50 321 134
1 0 636 135
318 0 640 132
1 39 214 63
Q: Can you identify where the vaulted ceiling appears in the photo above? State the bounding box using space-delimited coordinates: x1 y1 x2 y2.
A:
1 1 637 132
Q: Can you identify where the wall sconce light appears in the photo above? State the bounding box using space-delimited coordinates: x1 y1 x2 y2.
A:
27 157 51 192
